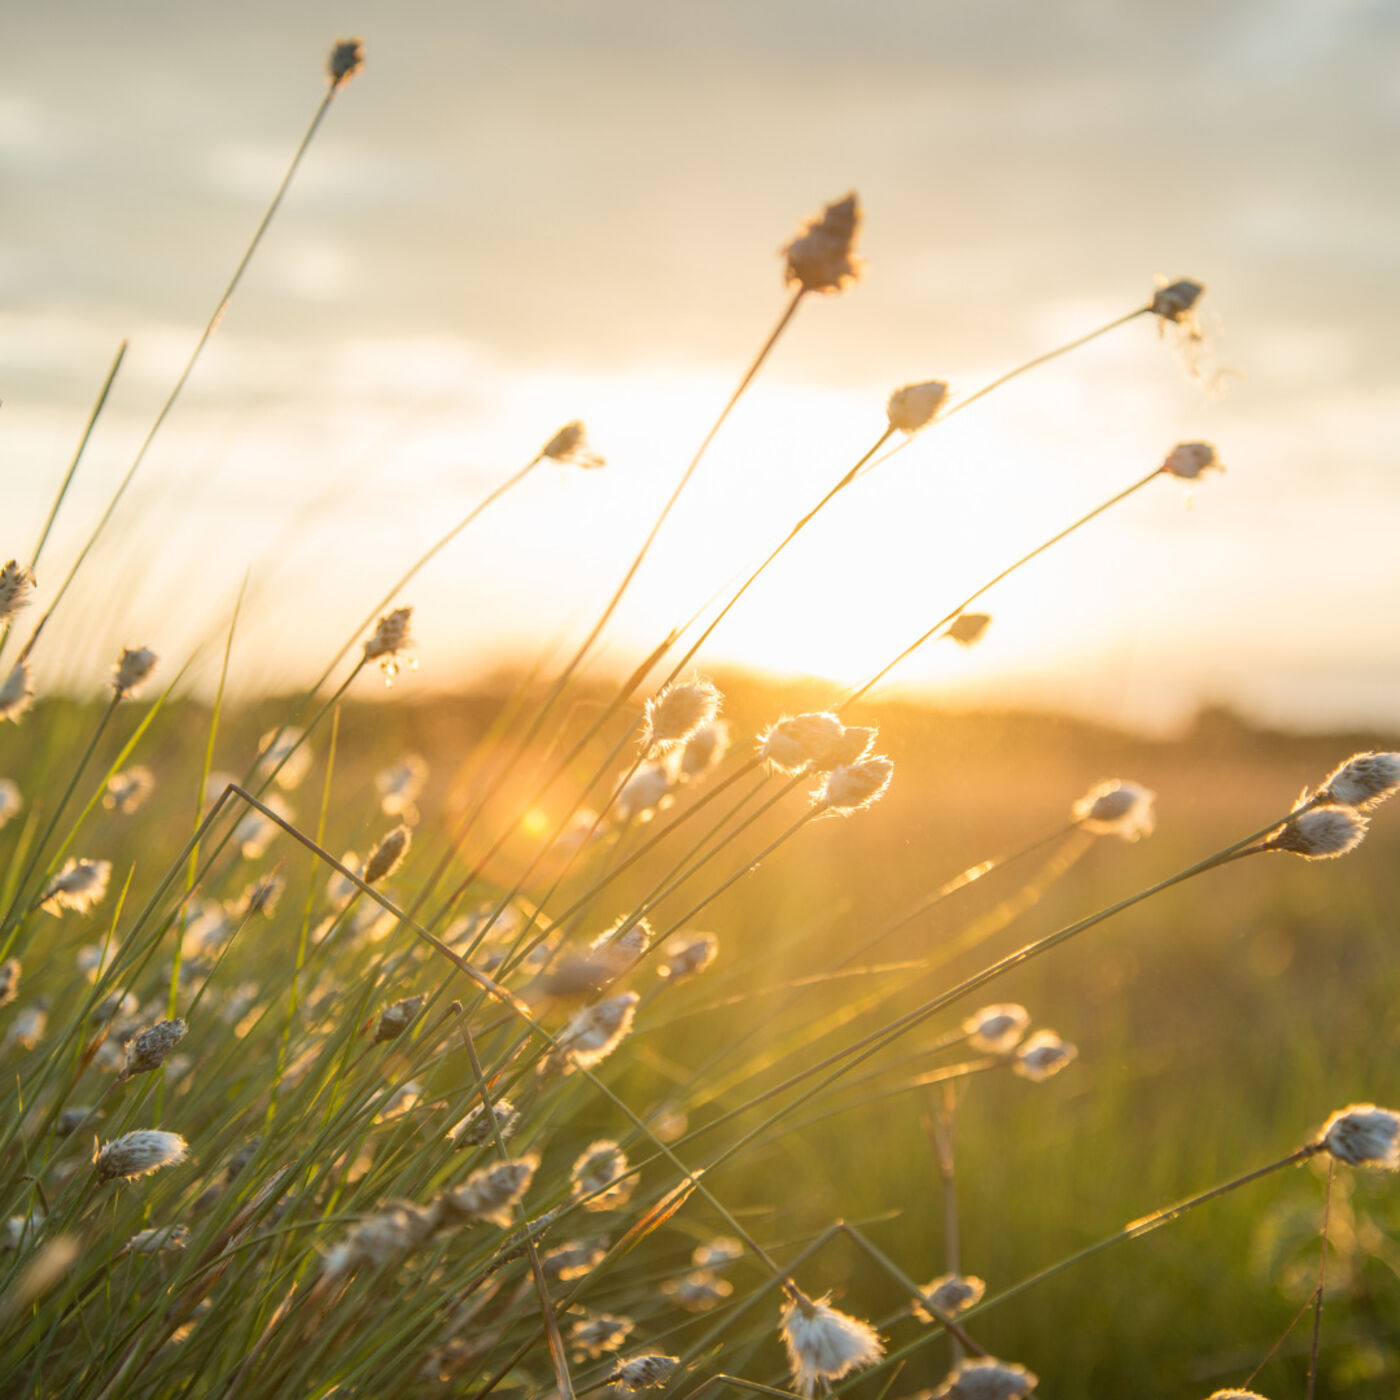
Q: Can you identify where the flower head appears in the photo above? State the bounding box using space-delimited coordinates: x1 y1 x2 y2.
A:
783 193 864 295
448 1098 520 1149
679 720 731 781
606 1355 681 1392
0 779 21 829
1012 1030 1078 1082
555 992 640 1071
947 612 991 647
615 760 676 825
94 1129 188 1182
815 756 894 814
442 1154 539 1227
363 607 415 682
1072 779 1156 841
123 1225 190 1255
663 1269 735 1311
1162 441 1223 480
256 727 312 791
571 1140 636 1211
542 420 605 468
1151 278 1205 324
931 1357 1039 1399
544 1240 606 1280
886 380 949 434
0 958 18 1009
104 767 155 814
328 37 364 87
644 678 721 751
41 858 112 915
570 1313 634 1362
1319 1104 1400 1169
693 1237 744 1269
914 1272 986 1321
1315 752 1400 811
964 1003 1030 1055
780 1293 884 1397
377 753 428 817
1260 804 1368 860
0 560 36 620
0 660 35 722
374 995 425 1044
111 646 157 699
364 824 412 885
658 931 718 981
121 1019 188 1079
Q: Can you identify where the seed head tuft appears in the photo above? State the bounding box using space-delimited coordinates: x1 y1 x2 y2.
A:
1012 1030 1078 1082
374 995 425 1044
1161 441 1223 480
1072 779 1156 841
555 992 640 1071
759 712 846 773
363 607 415 682
0 779 20 828
644 678 721 751
815 756 894 814
121 1019 188 1079
94 1129 188 1182
0 958 19 1009
1260 804 1368 860
780 1293 885 1396
364 824 412 885
886 380 949 434
679 720 731 781
448 1098 520 1149
930 1356 1039 1399
442 1154 539 1227
615 760 676 825
111 646 157 699
914 1272 986 1321
658 931 718 981
104 766 155 815
328 38 364 86
1318 1104 1400 1169
123 1225 190 1255
663 1269 734 1311
377 753 428 817
783 193 864 296
1315 751 1400 811
542 420 605 468
605 1355 682 1391
0 660 35 722
0 561 36 619
963 1003 1030 1055
41 858 112 915
571 1140 636 1212
1151 278 1205 323
947 612 992 647
570 1313 634 1361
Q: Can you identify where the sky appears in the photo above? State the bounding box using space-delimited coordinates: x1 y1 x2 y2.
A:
1 1 1398 732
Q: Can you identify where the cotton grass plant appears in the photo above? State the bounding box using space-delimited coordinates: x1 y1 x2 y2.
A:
0 35 1396 1400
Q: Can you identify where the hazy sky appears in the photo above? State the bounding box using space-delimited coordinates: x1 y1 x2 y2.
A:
2 1 1398 731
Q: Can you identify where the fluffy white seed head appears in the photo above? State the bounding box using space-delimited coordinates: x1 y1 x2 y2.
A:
362 607 415 681
0 958 18 1009
963 1003 1030 1055
364 824 412 885
1319 1104 1400 1169
1012 1030 1078 1082
658 931 718 982
569 1313 634 1361
542 420 605 468
448 1098 519 1149
1262 804 1368 860
1151 278 1205 322
759 713 847 773
377 753 428 817
914 1272 986 1321
615 761 676 825
644 678 721 751
41 858 112 915
1315 752 1400 811
544 1240 607 1280
104 766 155 815
693 1237 744 1269
931 1356 1039 1399
783 193 864 295
1161 441 1223 480
122 1019 188 1078
111 646 158 698
123 1225 190 1255
322 1201 438 1279
0 560 36 619
886 380 949 434
556 992 640 1071
328 37 364 86
606 1354 682 1391
1072 779 1157 841
679 720 731 781
0 660 35 722
374 995 425 1044
94 1130 188 1182
0 778 20 828
662 1269 734 1311
815 756 894 814
948 612 991 647
780 1294 885 1397
571 1140 636 1212
256 727 312 791
444 1154 539 1227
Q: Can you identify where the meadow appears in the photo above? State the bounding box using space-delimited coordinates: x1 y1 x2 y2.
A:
2 36 1398 1400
